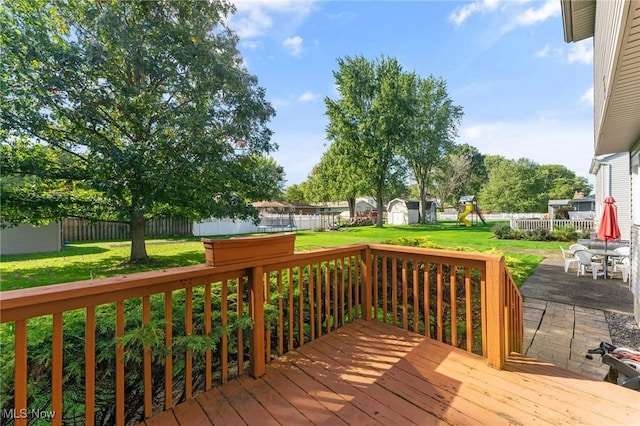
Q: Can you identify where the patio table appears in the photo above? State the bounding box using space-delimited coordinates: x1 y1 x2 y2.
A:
588 249 629 279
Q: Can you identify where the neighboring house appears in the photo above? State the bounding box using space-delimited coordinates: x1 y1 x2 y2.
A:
387 199 419 225
590 152 631 241
548 195 595 219
0 222 62 255
322 197 377 219
562 0 640 324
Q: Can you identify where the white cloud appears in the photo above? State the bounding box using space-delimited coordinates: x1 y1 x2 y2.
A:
535 44 550 58
298 91 319 103
459 116 594 180
580 86 594 106
568 41 593 64
229 1 316 39
450 0 500 26
240 40 261 50
514 0 560 27
283 35 303 57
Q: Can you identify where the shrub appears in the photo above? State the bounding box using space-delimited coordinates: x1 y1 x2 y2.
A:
524 228 551 241
492 224 513 239
342 217 374 227
552 226 577 242
509 229 525 240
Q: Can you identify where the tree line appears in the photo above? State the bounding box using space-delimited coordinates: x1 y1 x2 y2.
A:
282 56 591 219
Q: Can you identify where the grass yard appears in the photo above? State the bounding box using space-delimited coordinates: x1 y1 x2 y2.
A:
0 221 559 291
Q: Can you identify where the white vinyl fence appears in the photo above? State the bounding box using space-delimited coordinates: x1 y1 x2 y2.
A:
509 218 594 232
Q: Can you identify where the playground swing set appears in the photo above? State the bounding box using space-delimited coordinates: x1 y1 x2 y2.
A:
457 195 486 227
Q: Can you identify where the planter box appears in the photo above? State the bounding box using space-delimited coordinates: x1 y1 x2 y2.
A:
202 233 296 267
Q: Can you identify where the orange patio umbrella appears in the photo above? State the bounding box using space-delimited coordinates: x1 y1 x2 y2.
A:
597 196 621 250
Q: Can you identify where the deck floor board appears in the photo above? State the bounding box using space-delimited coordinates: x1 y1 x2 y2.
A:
141 320 640 426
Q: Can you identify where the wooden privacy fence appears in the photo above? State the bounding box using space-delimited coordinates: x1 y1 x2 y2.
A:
510 218 594 232
0 242 522 426
62 217 192 242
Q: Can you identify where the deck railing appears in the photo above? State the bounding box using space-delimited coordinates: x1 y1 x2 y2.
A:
0 243 521 425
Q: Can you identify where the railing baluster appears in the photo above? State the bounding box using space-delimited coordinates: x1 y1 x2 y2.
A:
298 266 304 347
354 255 360 319
309 264 315 341
185 287 193 399
143 295 152 417
333 260 338 330
52 313 63 426
373 256 379 320
204 283 212 390
221 279 228 383
278 270 284 356
383 257 388 324
392 258 398 327
325 262 330 333
437 264 443 342
348 259 353 322
402 259 408 329
465 267 473 352
340 258 345 327
450 265 457 347
14 320 27 426
288 268 294 351
480 269 488 358
116 300 125 426
423 264 430 338
237 277 244 376
164 291 173 410
316 263 322 337
412 259 418 333
265 271 271 361
85 306 96 426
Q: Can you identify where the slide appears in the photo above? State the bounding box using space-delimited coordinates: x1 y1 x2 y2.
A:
474 205 487 225
458 204 473 227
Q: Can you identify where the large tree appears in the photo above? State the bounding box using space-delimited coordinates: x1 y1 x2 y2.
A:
402 76 463 223
305 141 369 218
478 158 546 212
1 0 277 262
325 55 413 226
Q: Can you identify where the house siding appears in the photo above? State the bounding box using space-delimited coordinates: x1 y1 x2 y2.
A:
593 153 631 241
593 0 626 149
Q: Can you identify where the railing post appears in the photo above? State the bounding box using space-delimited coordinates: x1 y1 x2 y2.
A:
249 265 266 378
360 247 372 321
485 256 506 369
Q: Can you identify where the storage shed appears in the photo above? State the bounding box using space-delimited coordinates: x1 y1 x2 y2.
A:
387 199 420 225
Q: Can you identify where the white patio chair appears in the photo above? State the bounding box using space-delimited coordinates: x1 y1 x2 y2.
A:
560 246 579 273
573 250 604 279
569 243 588 253
613 257 630 283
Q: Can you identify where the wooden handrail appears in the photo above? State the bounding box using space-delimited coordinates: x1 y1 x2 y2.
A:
0 242 522 425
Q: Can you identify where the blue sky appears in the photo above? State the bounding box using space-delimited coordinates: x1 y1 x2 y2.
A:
228 0 594 187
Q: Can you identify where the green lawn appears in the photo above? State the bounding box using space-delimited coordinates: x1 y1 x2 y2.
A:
0 221 560 291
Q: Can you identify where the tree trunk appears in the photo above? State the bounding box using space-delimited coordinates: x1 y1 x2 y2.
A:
348 197 356 218
419 185 427 224
130 214 149 262
375 193 384 228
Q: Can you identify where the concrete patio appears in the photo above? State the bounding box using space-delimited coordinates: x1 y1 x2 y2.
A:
520 256 634 379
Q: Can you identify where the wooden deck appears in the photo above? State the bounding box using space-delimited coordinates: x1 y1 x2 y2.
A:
144 320 639 426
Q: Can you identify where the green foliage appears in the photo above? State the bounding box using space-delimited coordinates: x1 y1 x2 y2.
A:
492 223 513 239
325 55 414 226
0 0 279 261
552 226 578 242
524 228 551 241
402 76 463 222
